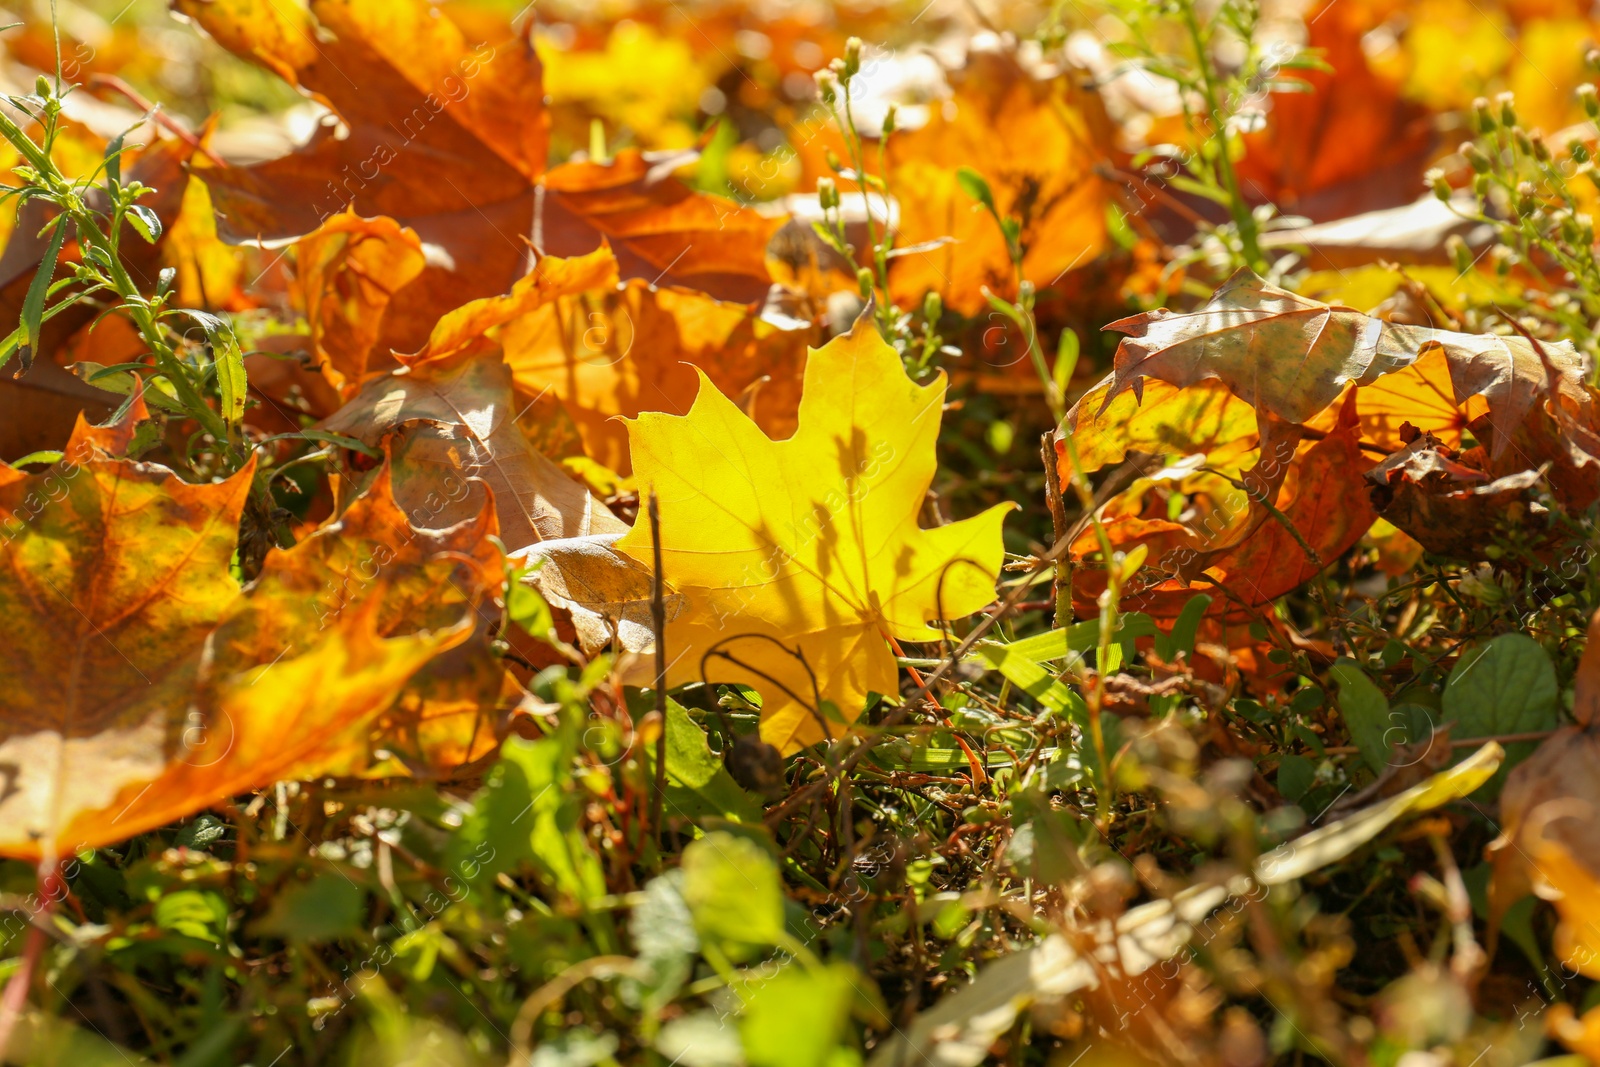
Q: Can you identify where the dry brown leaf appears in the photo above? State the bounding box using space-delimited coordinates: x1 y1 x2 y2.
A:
511 533 683 659
1104 269 1594 463
320 347 626 550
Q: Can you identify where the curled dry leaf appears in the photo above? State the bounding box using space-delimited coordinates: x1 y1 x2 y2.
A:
320 347 626 552
1103 269 1594 461
615 311 1013 752
1091 269 1600 558
291 210 426 397
511 533 684 659
1062 386 1374 621
0 403 489 859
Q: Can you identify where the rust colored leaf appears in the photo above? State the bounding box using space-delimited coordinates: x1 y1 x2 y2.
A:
498 263 813 475
1235 0 1437 222
406 245 812 475
887 50 1119 316
1074 399 1374 621
292 211 426 396
0 410 255 853
0 399 517 857
222 464 512 779
174 0 544 353
537 150 782 305
179 0 779 349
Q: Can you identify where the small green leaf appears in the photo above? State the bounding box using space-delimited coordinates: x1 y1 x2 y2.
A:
1053 329 1079 395
499 733 606 906
1277 754 1314 802
104 128 130 189
681 831 786 959
974 640 1083 719
185 310 248 427
252 873 366 943
255 429 383 457
126 204 162 243
19 216 69 375
642 699 762 823
627 870 699 1010
154 889 229 945
740 962 864 1067
1155 593 1212 661
506 569 555 641
1441 633 1558 794
1330 659 1391 773
955 166 996 211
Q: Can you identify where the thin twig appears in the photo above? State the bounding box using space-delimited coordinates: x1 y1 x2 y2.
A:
0 859 60 1061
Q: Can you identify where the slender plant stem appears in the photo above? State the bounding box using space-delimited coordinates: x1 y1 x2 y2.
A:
648 492 668 850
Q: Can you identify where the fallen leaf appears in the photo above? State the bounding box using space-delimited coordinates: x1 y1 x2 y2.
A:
511 532 682 658
0 404 465 859
173 0 546 353
320 347 627 550
537 148 782 304
495 255 813 475
409 244 811 475
887 49 1119 316
615 311 1013 751
220 463 512 779
1060 377 1259 479
179 0 780 347
1260 196 1493 272
1067 392 1374 622
1103 268 1594 463
291 211 426 397
1353 344 1471 451
1235 0 1436 222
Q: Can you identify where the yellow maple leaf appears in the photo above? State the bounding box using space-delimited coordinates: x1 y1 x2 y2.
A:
616 314 1013 752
